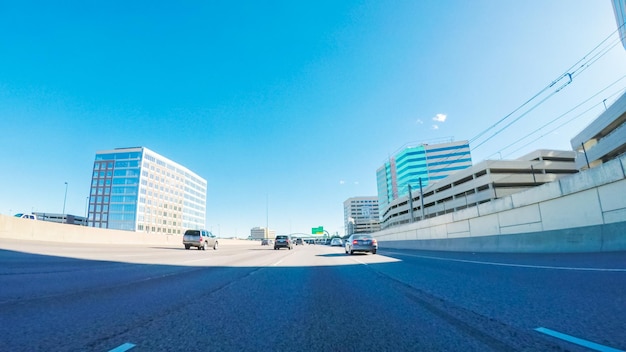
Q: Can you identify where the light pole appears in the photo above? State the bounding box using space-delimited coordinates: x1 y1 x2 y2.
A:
266 193 269 239
62 182 68 224
63 182 68 214
84 196 89 226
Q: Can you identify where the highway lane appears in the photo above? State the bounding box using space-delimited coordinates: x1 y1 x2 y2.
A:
0 239 624 351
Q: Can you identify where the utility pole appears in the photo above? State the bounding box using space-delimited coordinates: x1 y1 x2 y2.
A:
419 177 425 220
408 184 414 223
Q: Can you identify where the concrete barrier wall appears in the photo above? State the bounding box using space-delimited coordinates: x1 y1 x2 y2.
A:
0 215 249 246
376 154 626 253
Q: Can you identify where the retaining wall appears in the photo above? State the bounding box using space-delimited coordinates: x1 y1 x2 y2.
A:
0 216 247 246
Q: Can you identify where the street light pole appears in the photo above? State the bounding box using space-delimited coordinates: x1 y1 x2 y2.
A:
63 182 68 224
266 193 269 239
84 196 89 226
63 182 68 214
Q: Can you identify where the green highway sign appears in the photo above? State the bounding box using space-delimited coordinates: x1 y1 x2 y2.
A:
311 226 324 234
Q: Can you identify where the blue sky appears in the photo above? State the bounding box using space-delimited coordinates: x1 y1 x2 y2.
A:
1 1 625 237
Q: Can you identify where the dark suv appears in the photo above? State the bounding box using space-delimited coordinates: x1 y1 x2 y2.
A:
274 235 293 250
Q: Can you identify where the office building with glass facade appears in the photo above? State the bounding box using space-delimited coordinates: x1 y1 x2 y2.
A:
88 147 206 233
376 140 472 218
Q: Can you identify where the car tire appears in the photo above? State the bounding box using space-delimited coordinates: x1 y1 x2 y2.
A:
185 245 190 250
372 249 377 254
349 250 354 255
213 242 218 250
201 242 207 250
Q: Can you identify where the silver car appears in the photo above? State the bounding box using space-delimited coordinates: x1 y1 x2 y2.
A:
345 234 377 255
330 238 343 246
183 229 218 250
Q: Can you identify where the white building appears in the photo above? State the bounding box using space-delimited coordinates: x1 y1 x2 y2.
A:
381 150 578 229
250 227 275 240
344 196 381 235
570 91 626 170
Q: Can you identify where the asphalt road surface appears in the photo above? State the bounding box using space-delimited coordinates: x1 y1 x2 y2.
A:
0 239 624 351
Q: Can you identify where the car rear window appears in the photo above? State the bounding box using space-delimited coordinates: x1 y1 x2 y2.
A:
276 235 287 239
185 230 201 236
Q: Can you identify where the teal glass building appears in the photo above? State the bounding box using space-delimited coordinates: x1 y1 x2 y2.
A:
88 147 206 233
376 140 472 217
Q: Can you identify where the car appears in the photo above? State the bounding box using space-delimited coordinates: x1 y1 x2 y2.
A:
183 229 218 250
261 239 274 246
274 235 293 250
14 213 37 220
345 234 377 255
295 238 304 245
330 237 343 247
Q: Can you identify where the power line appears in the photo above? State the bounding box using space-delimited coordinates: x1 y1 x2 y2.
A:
503 86 626 158
468 26 623 151
397 22 625 198
498 76 626 158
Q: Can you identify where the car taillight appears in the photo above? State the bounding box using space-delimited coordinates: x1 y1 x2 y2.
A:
353 240 358 244
372 239 377 244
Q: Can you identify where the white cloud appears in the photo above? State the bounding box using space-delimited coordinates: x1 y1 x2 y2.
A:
339 180 345 185
432 125 439 130
433 113 447 122
416 118 424 125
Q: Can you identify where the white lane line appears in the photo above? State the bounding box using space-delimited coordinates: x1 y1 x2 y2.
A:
108 342 136 352
535 327 623 352
383 251 626 272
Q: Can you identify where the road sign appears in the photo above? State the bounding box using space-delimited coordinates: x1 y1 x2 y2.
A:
311 226 324 234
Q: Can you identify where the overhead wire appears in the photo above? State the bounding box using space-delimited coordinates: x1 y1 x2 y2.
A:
404 25 625 186
468 26 623 152
498 76 626 158
503 86 626 158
